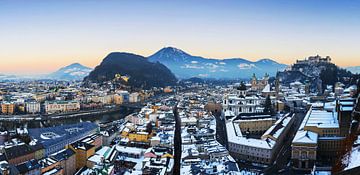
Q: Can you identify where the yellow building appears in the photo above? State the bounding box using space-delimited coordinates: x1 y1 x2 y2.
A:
39 157 63 174
276 101 285 112
99 95 114 104
128 132 149 142
67 142 95 170
238 118 275 135
33 93 47 102
121 127 130 137
1 103 15 115
114 94 124 105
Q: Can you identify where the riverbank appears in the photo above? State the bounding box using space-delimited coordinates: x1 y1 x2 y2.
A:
0 106 140 130
0 108 120 122
0 103 142 122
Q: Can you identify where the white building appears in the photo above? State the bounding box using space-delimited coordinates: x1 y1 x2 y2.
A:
44 100 80 114
222 88 276 116
129 92 140 103
99 95 113 104
25 101 41 114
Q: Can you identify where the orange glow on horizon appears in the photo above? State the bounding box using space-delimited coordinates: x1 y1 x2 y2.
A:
1 1 359 74
0 47 358 75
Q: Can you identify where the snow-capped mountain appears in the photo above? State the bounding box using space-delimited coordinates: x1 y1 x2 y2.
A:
49 63 93 80
346 66 360 74
148 47 287 79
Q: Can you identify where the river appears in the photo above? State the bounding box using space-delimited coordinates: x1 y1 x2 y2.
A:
0 106 139 130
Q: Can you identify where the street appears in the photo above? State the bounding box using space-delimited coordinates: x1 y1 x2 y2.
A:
265 112 306 174
173 103 181 175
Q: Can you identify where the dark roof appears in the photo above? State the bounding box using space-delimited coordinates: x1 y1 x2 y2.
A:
0 154 7 161
225 161 239 172
4 144 34 160
237 85 247 91
30 143 45 151
51 149 75 161
190 164 202 174
143 167 163 175
15 159 40 174
28 122 98 148
153 146 172 154
103 126 117 135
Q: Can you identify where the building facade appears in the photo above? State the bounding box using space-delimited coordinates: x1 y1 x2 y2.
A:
222 88 276 116
44 100 80 114
226 114 295 165
25 102 41 114
1 102 15 115
291 105 347 170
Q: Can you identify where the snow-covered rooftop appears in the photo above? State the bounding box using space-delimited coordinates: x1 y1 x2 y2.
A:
115 145 145 155
299 107 339 131
226 118 274 150
293 130 318 144
262 84 271 93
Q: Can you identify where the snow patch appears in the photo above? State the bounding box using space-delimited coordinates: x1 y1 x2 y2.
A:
237 63 256 69
181 64 204 69
198 74 209 77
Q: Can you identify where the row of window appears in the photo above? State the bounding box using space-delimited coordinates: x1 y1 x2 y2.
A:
226 99 261 105
229 143 270 158
319 140 342 149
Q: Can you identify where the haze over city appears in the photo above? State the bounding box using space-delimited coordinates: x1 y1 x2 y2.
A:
1 0 359 74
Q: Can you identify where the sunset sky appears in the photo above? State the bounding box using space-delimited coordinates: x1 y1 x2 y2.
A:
0 0 359 75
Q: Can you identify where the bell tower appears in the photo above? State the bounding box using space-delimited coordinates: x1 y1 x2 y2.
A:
251 73 257 90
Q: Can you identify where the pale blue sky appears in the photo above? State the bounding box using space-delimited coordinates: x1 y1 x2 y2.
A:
0 0 359 74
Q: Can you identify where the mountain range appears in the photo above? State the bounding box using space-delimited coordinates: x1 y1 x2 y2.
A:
346 66 360 74
0 74 18 81
148 47 288 79
7 47 345 82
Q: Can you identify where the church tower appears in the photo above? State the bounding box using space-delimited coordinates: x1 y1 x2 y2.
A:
275 77 280 98
251 73 257 90
263 73 269 86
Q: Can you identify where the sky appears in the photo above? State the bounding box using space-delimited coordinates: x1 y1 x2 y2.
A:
0 0 359 74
